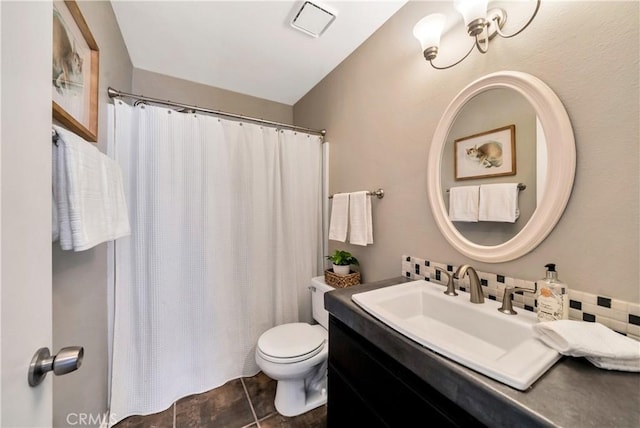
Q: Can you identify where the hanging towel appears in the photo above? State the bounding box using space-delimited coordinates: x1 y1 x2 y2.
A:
349 191 373 246
479 183 520 222
449 186 479 222
533 320 640 372
53 125 131 251
329 193 349 242
55 130 74 249
52 143 60 242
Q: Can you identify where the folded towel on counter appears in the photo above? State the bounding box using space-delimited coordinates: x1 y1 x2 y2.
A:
533 320 640 372
479 183 520 222
448 186 479 222
328 193 349 242
53 125 131 251
586 356 640 372
349 191 373 246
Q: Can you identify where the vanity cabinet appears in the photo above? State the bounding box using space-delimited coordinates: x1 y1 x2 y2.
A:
327 315 483 427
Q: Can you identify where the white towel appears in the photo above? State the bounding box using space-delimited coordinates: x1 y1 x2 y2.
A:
585 356 640 371
533 320 640 372
55 133 73 249
329 193 349 242
448 186 479 222
53 125 131 251
52 143 60 242
349 191 373 246
479 183 520 222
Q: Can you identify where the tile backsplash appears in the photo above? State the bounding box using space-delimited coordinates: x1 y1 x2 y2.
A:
402 255 640 341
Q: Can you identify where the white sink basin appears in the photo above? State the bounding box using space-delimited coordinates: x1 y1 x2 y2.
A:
352 280 560 390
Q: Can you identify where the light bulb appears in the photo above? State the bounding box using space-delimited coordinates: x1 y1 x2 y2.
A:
413 13 446 52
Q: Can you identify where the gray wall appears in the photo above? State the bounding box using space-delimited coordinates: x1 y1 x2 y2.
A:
132 68 293 125
52 2 132 427
294 1 640 303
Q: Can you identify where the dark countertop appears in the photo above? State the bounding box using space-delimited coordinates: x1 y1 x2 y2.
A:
325 277 640 428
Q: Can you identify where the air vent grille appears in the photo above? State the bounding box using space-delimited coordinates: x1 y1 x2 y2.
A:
291 1 336 38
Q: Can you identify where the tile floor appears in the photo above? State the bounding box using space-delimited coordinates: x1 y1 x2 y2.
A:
114 372 326 428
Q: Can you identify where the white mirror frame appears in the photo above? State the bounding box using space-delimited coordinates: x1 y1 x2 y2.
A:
427 71 575 263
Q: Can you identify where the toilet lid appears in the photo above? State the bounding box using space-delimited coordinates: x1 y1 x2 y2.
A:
258 323 325 361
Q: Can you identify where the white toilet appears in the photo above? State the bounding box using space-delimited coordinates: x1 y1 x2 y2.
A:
255 276 334 417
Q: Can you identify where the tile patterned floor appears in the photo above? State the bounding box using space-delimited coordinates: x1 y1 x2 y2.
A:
114 372 326 428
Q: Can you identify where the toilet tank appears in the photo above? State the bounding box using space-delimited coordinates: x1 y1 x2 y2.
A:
311 276 334 329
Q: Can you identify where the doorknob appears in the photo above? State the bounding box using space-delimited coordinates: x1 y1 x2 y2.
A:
28 346 84 387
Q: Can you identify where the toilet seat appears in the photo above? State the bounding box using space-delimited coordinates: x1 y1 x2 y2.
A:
257 323 326 363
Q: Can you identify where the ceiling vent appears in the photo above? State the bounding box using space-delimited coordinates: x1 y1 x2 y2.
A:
290 1 336 38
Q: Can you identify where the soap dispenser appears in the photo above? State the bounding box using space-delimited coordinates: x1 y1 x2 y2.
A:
536 263 569 322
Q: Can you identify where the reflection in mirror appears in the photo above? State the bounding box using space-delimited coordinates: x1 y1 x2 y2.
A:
441 88 545 246
427 71 575 263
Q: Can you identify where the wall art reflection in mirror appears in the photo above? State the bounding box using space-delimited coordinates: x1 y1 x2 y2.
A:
454 124 515 180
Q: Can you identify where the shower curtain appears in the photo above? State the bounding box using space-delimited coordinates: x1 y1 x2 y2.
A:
109 101 324 424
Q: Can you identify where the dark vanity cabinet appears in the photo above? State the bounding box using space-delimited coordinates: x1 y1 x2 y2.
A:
327 315 483 427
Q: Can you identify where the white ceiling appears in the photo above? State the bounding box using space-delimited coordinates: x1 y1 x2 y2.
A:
111 1 407 106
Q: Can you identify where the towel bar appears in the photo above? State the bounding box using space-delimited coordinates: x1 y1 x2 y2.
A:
329 188 384 199
446 183 525 193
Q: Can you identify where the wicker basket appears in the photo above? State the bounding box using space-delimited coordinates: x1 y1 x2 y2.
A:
324 269 361 288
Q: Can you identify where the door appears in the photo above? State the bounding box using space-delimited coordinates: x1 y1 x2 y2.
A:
1 1 54 426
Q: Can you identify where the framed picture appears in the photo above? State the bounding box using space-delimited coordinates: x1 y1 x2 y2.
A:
52 0 99 142
454 124 516 180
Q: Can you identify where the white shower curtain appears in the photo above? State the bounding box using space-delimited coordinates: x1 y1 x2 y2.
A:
109 101 324 424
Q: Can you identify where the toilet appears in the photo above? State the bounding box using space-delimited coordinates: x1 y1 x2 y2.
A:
255 276 334 417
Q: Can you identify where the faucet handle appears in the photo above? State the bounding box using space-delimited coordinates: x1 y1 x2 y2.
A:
435 267 458 296
498 284 537 315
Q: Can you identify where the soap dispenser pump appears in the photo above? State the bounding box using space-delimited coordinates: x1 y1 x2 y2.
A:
536 263 569 322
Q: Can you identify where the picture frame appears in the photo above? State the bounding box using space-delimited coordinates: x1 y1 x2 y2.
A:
454 124 516 180
52 0 99 142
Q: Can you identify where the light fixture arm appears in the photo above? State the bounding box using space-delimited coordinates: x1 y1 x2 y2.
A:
494 0 541 39
475 27 490 54
429 41 476 70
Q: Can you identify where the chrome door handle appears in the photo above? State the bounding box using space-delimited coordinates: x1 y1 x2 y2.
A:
28 346 84 386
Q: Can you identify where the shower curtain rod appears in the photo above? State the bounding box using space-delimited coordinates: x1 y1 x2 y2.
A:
107 87 326 137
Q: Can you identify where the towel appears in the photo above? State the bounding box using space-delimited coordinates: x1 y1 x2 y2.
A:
328 193 349 242
52 143 60 242
52 192 59 242
448 186 479 222
53 125 131 251
586 356 640 372
533 320 640 372
349 191 373 246
479 183 520 222
55 132 74 249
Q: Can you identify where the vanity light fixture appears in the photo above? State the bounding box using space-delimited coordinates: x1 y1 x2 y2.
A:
413 0 541 70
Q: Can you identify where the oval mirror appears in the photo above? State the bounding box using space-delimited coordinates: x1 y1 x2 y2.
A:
427 71 575 263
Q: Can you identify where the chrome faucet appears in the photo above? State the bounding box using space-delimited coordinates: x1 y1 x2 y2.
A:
453 265 484 304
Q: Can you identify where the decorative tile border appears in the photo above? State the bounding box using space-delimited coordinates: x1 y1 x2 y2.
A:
402 255 640 341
